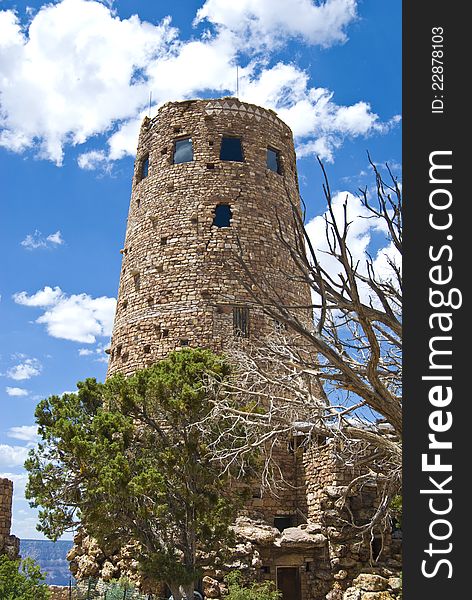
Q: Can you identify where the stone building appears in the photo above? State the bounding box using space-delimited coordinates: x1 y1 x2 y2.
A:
82 98 400 600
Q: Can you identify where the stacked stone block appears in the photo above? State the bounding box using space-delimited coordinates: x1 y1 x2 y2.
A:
0 478 20 560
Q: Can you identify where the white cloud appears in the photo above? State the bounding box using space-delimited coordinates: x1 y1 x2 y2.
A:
0 444 30 467
305 191 401 304
7 425 39 443
20 230 64 249
5 386 29 397
13 286 116 343
78 343 109 363
6 358 42 381
0 0 397 167
0 0 177 164
195 0 358 48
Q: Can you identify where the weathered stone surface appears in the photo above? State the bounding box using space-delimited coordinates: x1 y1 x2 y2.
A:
360 593 395 600
0 479 20 561
352 574 389 592
203 576 221 599
233 518 279 545
343 589 362 600
276 526 327 548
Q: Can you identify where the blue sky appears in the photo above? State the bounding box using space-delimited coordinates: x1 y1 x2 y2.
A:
0 0 401 539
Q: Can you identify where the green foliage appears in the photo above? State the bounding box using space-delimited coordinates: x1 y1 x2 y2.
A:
390 494 402 528
26 349 255 596
224 571 282 600
0 554 50 600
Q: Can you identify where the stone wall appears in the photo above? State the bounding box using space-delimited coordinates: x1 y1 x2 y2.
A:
107 97 312 378
0 478 19 560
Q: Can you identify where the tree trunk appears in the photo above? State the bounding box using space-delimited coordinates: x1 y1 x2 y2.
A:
168 582 195 600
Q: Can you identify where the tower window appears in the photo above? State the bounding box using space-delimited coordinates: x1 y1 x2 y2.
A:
267 147 282 174
133 273 141 291
220 136 243 161
213 204 232 228
173 137 193 164
233 306 249 338
139 154 149 180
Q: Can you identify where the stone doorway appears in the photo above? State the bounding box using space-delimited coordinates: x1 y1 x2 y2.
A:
276 566 302 600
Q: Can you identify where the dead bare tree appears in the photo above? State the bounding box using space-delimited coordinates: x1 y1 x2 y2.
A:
203 156 402 539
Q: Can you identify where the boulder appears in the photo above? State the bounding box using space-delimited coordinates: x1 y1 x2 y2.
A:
352 574 389 592
277 526 327 548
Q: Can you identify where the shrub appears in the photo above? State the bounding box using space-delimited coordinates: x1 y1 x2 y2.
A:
0 554 50 600
224 571 281 600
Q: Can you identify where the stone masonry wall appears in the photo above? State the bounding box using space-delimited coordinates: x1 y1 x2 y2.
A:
0 478 20 560
107 97 312 377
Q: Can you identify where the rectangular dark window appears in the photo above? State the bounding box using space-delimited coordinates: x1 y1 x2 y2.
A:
173 137 193 164
213 204 232 227
233 306 249 338
267 147 281 173
140 154 149 180
220 136 243 161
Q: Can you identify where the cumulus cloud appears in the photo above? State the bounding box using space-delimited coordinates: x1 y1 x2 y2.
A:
0 0 397 166
20 230 64 250
78 343 109 363
13 286 116 343
6 358 42 381
239 63 399 162
305 191 401 304
5 386 29 397
0 444 30 467
195 0 358 48
7 425 39 443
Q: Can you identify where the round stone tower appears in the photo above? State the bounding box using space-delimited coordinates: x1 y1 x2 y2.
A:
107 97 311 377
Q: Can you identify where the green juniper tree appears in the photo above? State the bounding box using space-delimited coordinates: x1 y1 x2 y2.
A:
26 348 254 600
0 555 50 600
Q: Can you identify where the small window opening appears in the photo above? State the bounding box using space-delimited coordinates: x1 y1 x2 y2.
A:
173 126 182 133
160 237 168 245
274 515 294 532
161 329 169 338
252 488 262 499
206 163 215 169
147 296 154 306
180 339 189 346
122 299 128 309
140 154 149 180
213 204 232 228
233 306 249 338
209 140 214 146
133 273 141 291
371 537 383 561
289 435 307 453
173 137 193 164
136 198 140 208
161 147 168 155
116 345 122 358
143 345 151 354
267 147 282 174
220 136 243 161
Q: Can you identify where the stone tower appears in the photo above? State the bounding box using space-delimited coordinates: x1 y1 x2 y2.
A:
107 97 312 377
101 98 401 600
